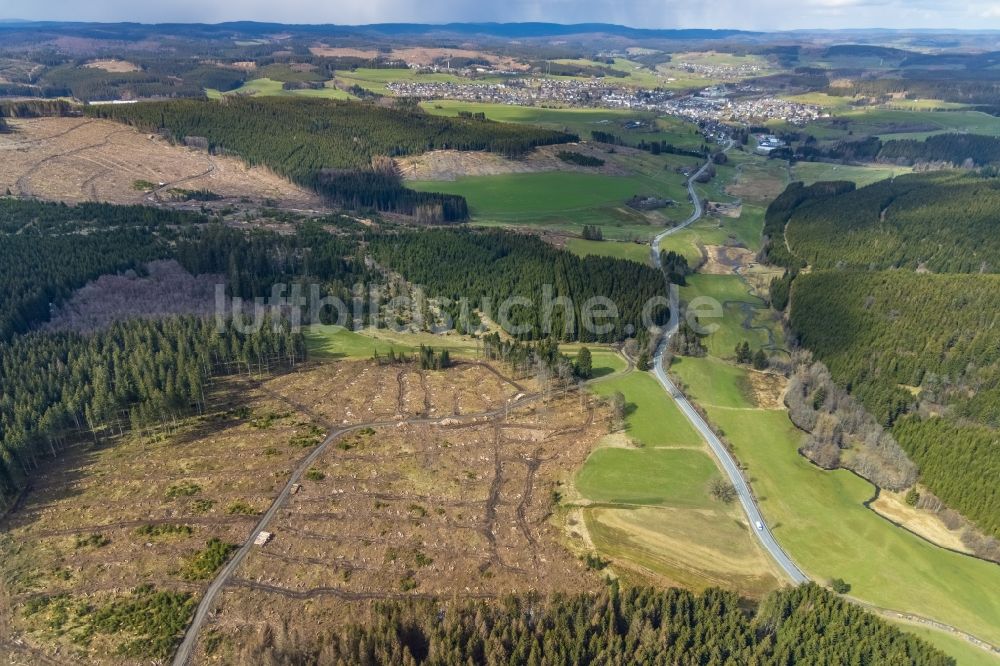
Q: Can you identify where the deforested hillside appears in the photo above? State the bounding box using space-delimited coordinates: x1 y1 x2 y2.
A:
784 171 1000 273
88 97 576 221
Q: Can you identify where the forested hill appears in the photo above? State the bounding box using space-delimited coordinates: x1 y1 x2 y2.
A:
785 171 1000 273
790 133 1000 168
88 98 575 220
251 584 952 664
370 228 669 343
765 174 1000 539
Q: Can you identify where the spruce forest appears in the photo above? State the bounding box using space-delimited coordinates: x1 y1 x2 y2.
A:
767 174 1000 537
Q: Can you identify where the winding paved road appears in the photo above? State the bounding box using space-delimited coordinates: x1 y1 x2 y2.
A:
649 143 809 585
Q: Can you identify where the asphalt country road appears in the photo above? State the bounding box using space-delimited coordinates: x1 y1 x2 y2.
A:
650 143 809 584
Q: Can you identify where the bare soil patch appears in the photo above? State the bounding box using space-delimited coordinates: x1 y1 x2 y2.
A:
309 46 380 59
702 244 755 275
1 360 609 663
726 168 786 204
745 370 786 409
82 59 139 73
0 117 321 208
398 143 629 181
871 491 972 554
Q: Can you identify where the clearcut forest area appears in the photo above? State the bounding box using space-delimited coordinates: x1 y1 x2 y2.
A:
1 18 1000 666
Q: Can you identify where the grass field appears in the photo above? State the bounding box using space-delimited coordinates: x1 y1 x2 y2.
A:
791 162 911 187
576 448 719 508
408 166 690 240
578 367 781 596
657 205 765 266
409 171 643 218
670 356 1000 647
564 238 651 264
335 68 506 94
206 78 356 99
589 371 703 448
772 108 1000 142
421 100 704 149
897 624 1000 666
680 274 784 358
304 326 626 379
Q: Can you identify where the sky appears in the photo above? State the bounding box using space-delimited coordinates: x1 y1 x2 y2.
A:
3 0 1000 31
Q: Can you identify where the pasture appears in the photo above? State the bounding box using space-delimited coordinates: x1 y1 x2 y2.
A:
670 356 1000 647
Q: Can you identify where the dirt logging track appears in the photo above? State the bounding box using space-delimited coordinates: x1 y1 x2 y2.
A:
0 117 320 207
0 360 612 663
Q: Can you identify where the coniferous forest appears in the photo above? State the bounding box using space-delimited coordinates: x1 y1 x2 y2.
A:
88 97 576 220
245 584 953 665
766 174 1000 537
369 228 670 343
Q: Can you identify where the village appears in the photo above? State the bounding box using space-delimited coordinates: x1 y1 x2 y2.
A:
389 74 824 126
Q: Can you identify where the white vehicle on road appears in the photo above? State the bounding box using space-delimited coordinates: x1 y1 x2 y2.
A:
755 520 764 531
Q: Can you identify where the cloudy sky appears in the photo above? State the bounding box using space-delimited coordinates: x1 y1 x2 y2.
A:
4 0 1000 31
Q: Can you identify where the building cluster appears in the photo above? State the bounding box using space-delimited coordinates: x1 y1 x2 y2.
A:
659 92 823 126
671 61 763 79
754 134 787 154
386 77 822 127
386 78 673 108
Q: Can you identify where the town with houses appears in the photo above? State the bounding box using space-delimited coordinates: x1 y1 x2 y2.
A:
389 75 824 126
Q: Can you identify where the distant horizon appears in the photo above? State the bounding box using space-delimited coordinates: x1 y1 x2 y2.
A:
2 18 1000 35
2 0 999 33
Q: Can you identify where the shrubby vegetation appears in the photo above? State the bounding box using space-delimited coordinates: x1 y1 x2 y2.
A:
23 584 195 659
556 150 605 167
232 584 952 664
785 351 917 491
88 97 575 220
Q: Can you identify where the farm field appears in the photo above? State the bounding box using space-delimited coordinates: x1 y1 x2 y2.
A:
791 161 911 187
206 77 356 99
575 368 781 596
564 237 651 264
421 100 705 149
0 117 319 207
670 356 1000 648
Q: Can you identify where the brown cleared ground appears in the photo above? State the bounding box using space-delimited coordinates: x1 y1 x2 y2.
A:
0 360 610 663
82 59 139 73
871 490 972 554
311 45 528 71
398 143 631 181
0 117 321 208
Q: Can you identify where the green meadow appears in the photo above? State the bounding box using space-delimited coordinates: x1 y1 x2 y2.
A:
791 162 911 187
576 447 719 508
589 371 703 448
205 78 356 99
670 356 1000 647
